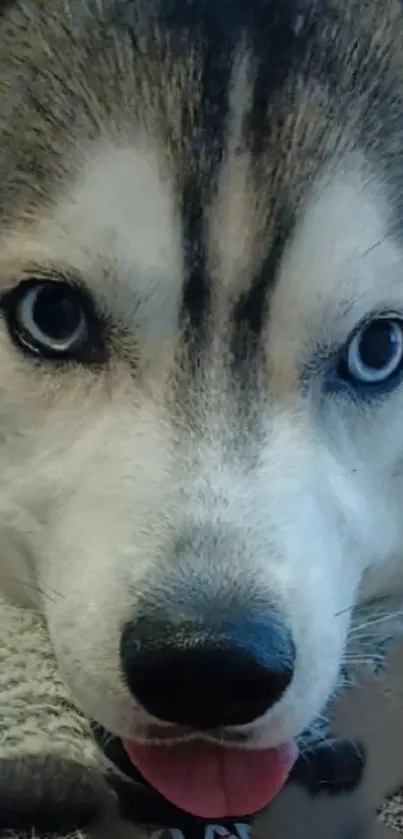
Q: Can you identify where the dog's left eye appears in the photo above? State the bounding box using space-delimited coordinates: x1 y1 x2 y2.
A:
343 318 403 385
1 279 105 363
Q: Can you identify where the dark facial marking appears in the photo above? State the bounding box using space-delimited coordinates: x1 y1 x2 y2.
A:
162 1 242 344
245 0 319 156
231 208 294 365
159 0 316 356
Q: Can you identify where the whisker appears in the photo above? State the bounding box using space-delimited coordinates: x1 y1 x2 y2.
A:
0 576 64 605
334 604 354 619
349 610 403 635
343 652 385 660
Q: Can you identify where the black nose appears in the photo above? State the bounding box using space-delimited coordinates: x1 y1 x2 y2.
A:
121 614 295 729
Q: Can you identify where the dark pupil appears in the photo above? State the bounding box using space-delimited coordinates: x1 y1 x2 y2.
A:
359 320 399 370
33 286 81 342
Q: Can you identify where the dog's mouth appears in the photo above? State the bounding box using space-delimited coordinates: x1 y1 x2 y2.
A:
123 736 298 819
92 721 297 819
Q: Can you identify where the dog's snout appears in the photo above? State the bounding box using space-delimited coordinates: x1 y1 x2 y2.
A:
121 614 295 729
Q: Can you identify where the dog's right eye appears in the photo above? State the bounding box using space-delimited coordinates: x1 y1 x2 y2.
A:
1 279 106 363
339 316 403 387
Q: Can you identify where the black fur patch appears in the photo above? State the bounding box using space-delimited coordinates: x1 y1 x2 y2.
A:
0 754 112 833
231 210 294 363
290 739 366 796
0 0 15 20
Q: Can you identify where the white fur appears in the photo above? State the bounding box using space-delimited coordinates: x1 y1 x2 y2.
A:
0 144 401 759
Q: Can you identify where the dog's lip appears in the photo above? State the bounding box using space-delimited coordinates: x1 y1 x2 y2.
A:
144 723 252 746
144 723 195 741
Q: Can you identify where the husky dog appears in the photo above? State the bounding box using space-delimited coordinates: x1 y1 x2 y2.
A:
0 0 403 834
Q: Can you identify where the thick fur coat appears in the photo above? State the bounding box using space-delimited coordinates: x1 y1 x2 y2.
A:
2 0 403 836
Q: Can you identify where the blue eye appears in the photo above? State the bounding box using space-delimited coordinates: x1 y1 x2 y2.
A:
343 318 403 385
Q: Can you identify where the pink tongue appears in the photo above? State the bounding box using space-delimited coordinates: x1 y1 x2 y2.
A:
124 739 298 819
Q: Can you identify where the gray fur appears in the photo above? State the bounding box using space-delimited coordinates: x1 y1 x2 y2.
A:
0 0 402 837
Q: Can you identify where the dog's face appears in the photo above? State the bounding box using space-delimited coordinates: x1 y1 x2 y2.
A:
0 0 403 798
